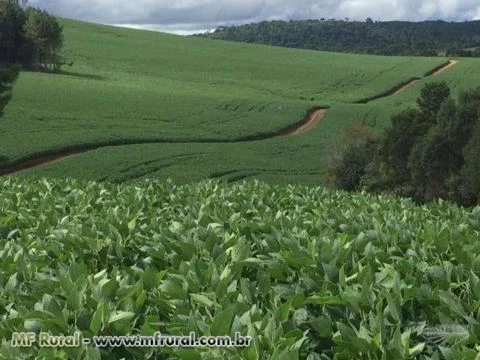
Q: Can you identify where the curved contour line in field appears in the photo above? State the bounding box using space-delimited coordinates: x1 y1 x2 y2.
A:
0 59 461 176
0 107 327 175
355 59 460 103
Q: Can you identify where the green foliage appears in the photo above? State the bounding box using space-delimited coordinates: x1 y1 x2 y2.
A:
460 123 480 205
198 19 480 56
416 82 450 124
332 83 480 206
328 125 378 191
382 109 428 185
331 143 372 191
446 47 480 57
405 87 480 203
0 0 63 71
22 7 64 71
2 177 480 359
0 0 25 63
0 65 19 118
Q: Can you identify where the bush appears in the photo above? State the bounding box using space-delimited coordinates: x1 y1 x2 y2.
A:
327 125 378 191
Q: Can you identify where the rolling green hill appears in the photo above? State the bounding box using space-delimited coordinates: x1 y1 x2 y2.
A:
1 18 478 183
3 17 480 360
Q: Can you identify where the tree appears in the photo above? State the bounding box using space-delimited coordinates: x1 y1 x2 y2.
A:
0 0 25 63
328 83 480 206
381 109 427 185
416 81 450 124
407 100 461 201
23 8 63 71
0 2 63 71
199 20 480 57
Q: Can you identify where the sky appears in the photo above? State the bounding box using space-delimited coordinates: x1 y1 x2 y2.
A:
29 0 480 35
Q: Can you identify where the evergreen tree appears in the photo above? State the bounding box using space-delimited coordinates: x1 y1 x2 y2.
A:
0 1 63 71
0 0 25 63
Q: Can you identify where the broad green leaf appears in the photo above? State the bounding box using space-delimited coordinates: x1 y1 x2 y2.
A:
210 306 236 336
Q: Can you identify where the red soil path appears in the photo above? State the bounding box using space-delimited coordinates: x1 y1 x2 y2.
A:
392 79 420 95
432 60 459 76
289 109 327 135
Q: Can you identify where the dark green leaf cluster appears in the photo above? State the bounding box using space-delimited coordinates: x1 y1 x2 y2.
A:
197 19 480 56
330 82 480 206
446 48 480 58
2 178 480 359
0 0 64 71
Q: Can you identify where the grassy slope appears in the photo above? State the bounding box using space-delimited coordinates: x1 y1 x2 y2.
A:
0 19 457 182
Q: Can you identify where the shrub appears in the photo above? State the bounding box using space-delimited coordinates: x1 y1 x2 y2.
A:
416 81 450 124
327 125 378 191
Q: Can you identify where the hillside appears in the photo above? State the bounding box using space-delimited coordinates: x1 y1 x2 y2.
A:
3 15 480 360
2 177 480 359
197 19 480 56
1 19 478 183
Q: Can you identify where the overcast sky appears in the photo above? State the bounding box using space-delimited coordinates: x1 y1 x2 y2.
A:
29 0 480 35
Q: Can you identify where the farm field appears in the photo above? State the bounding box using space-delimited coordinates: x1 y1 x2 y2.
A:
0 18 470 183
2 177 480 359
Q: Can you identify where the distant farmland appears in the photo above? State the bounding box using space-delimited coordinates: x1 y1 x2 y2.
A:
0 19 477 183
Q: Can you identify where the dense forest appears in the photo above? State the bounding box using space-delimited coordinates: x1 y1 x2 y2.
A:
196 19 480 56
329 82 480 207
0 0 64 71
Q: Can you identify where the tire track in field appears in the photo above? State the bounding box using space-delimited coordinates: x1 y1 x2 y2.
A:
0 60 459 176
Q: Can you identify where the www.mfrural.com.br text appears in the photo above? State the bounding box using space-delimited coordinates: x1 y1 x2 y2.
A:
11 332 252 348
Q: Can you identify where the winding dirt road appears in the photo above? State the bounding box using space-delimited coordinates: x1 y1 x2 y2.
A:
432 60 459 76
289 109 327 135
392 79 420 96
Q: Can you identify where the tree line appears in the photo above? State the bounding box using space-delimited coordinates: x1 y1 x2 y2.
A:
329 82 480 207
0 0 64 71
196 19 480 57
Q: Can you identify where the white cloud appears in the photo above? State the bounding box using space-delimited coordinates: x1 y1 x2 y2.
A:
28 0 480 33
